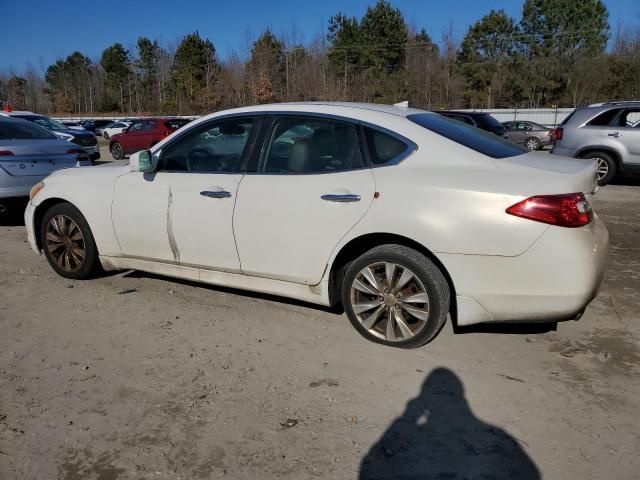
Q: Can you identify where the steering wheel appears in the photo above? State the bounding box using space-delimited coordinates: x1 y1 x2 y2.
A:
186 148 219 172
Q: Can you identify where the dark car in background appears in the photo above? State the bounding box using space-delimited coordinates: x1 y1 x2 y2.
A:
436 111 508 139
0 111 100 161
82 119 113 135
109 117 190 159
502 121 553 151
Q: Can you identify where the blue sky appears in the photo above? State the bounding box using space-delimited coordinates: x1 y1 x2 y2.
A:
1 0 638 71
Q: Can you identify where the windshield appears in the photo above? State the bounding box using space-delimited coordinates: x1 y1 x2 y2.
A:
408 113 526 159
14 115 66 130
0 119 57 140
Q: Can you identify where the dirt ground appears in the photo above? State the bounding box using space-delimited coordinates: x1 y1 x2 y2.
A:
1 148 639 479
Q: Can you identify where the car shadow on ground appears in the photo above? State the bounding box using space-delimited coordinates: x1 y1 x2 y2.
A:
0 199 27 226
121 270 345 314
612 174 640 186
359 368 541 480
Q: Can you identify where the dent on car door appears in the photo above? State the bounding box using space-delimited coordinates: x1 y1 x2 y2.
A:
111 116 260 271
233 115 376 285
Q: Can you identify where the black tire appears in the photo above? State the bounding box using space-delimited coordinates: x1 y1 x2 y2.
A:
110 142 124 160
103 131 110 139
341 244 450 349
525 137 541 151
580 150 616 186
40 202 102 280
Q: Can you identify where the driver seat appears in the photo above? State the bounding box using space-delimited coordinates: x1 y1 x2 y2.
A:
288 138 313 173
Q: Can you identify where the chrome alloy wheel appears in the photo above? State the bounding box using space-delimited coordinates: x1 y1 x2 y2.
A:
594 157 609 181
350 262 430 342
45 215 86 272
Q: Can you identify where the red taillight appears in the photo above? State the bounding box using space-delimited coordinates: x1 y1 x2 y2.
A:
0 150 14 156
506 193 593 228
67 149 85 154
554 127 563 141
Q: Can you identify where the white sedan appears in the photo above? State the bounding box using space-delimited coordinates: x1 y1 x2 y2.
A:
24 102 608 348
101 121 131 139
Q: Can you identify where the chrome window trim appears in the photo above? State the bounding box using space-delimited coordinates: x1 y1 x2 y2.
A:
152 110 417 175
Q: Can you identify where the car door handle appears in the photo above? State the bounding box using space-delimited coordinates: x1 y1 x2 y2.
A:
321 194 361 203
608 132 621 137
200 190 231 199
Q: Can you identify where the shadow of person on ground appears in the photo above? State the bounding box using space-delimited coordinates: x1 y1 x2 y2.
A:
360 368 540 480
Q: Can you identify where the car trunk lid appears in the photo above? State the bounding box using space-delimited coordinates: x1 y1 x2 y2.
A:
0 140 80 177
497 151 598 195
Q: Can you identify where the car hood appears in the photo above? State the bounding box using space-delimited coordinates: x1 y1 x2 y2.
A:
52 128 95 138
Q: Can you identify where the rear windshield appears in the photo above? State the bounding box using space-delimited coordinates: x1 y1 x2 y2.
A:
14 115 66 130
0 119 57 140
559 110 576 126
408 114 526 159
474 114 503 130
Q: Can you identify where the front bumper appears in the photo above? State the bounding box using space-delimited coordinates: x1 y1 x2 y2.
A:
440 216 609 326
24 201 39 254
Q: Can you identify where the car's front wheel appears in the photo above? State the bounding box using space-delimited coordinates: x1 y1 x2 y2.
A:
110 142 124 160
342 245 450 348
580 150 616 186
40 202 101 280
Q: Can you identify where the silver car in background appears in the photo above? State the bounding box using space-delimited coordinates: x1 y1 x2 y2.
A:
0 117 90 214
551 101 640 185
502 121 553 151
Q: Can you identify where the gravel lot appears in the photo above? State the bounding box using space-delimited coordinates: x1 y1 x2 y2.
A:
1 145 639 479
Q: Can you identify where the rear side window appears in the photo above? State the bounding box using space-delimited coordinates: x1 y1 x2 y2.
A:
408 113 526 159
0 119 56 140
262 117 363 174
364 128 410 165
588 109 621 126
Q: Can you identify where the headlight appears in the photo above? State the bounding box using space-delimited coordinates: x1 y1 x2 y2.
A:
29 181 45 200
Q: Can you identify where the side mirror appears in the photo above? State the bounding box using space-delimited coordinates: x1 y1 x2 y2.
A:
129 150 154 172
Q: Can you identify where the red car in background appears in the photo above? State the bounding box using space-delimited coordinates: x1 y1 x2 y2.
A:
109 118 190 159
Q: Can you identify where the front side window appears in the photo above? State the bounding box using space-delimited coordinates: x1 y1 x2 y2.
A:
0 119 56 140
408 113 526 159
130 121 144 132
158 117 255 173
262 117 363 174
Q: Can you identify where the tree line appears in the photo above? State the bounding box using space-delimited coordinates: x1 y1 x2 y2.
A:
1 0 638 116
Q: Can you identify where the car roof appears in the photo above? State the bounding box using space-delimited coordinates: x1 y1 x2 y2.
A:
436 110 489 117
0 111 37 116
192 102 434 126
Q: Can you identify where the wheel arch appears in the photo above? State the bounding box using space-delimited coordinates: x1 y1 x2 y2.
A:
575 146 622 170
33 197 76 251
327 232 457 323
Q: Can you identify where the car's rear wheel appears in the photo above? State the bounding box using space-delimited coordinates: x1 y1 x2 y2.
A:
40 202 101 280
342 245 450 348
580 150 616 186
525 137 541 151
110 142 124 160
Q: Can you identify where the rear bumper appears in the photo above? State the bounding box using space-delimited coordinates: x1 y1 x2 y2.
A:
441 216 609 326
550 145 576 157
